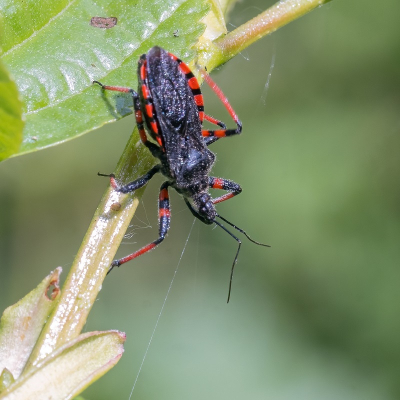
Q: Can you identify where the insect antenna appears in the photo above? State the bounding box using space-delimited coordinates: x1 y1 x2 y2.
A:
213 219 242 303
214 215 270 303
216 215 271 247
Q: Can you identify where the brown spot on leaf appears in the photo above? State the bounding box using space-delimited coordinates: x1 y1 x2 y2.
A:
22 316 31 330
90 17 118 29
46 278 60 300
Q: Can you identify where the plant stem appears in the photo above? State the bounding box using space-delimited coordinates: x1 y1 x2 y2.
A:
198 0 331 71
25 130 154 369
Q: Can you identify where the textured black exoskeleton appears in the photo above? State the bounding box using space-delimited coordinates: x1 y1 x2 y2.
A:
94 46 268 301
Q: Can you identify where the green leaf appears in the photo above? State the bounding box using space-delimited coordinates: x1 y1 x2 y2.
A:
0 58 24 161
0 0 209 157
0 330 125 400
201 0 227 42
0 267 61 379
0 369 14 393
0 268 61 380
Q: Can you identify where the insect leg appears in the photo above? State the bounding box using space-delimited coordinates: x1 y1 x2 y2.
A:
201 70 242 129
200 70 242 145
93 80 160 156
203 114 226 129
109 182 171 271
208 177 242 204
98 165 161 193
202 123 242 146
202 112 242 146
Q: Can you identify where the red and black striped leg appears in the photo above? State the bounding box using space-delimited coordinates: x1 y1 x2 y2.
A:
202 115 228 146
200 69 242 145
209 176 242 204
93 80 137 103
202 124 242 146
109 182 171 272
203 114 227 129
201 70 242 129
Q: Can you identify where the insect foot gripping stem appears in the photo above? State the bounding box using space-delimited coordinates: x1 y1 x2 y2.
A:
98 172 118 189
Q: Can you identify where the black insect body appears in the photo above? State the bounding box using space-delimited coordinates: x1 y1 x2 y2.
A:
94 46 268 301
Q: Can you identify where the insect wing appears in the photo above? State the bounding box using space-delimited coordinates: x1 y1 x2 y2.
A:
146 47 205 176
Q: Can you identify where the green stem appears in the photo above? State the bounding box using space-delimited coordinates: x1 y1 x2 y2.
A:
198 0 331 71
25 130 154 369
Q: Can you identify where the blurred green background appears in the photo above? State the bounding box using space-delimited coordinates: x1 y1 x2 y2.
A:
1 0 400 399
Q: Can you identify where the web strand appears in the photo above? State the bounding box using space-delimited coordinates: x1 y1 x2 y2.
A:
260 42 276 106
128 218 196 400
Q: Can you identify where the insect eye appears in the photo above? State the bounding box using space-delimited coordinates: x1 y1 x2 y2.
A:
198 193 211 204
198 197 214 214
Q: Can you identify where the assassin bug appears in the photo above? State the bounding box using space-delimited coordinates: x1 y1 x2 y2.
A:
94 46 269 302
